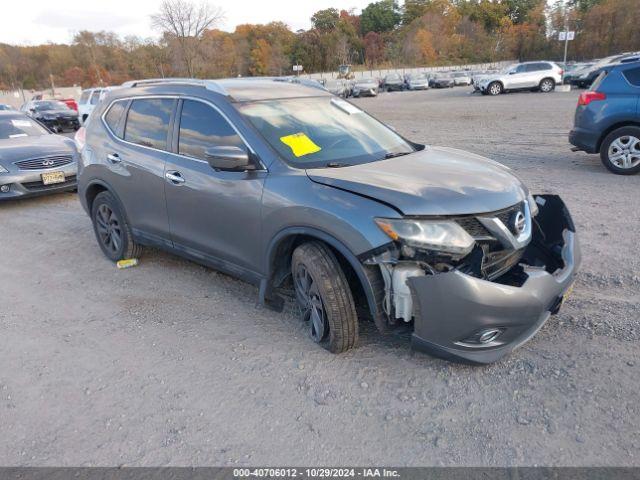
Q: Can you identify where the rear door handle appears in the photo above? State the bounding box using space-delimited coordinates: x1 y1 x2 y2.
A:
107 153 121 164
165 170 185 184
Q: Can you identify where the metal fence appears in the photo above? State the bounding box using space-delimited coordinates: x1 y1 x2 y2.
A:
304 60 516 80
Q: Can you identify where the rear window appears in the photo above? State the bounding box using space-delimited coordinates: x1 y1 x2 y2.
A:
80 91 91 104
90 90 102 105
590 70 608 91
622 67 640 87
124 98 175 150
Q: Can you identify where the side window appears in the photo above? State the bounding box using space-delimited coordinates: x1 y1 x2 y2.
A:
178 100 245 160
515 64 527 73
79 91 91 104
623 67 640 87
104 100 127 138
124 98 175 150
90 90 101 105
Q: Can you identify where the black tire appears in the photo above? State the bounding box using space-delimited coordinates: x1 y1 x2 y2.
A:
91 191 143 261
599 126 640 175
539 77 555 93
291 242 358 353
487 81 502 96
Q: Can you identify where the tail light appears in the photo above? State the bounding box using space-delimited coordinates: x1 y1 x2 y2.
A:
559 69 564 76
578 91 606 106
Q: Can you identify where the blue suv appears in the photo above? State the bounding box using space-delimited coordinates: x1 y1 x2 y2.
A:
569 60 640 174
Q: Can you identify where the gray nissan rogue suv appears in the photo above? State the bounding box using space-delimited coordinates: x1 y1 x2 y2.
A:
78 78 580 364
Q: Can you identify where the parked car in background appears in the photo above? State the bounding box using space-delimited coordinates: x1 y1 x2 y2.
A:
325 79 351 98
78 88 103 126
429 73 454 88
478 61 563 96
563 62 595 85
352 77 379 97
569 53 640 89
382 73 406 92
472 70 499 91
406 73 430 90
452 72 472 86
0 111 78 200
78 77 579 364
0 104 14 111
22 100 80 133
30 93 78 112
569 61 640 175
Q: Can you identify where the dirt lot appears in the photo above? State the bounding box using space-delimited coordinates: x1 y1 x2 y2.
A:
1 87 639 467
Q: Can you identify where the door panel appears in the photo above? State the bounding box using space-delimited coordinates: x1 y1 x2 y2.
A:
103 98 175 242
164 99 266 274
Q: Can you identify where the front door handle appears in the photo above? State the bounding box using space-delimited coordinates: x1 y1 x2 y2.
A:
107 153 121 164
165 170 185 184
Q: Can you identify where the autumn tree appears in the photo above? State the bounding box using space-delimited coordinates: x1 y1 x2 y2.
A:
360 0 401 34
151 0 224 76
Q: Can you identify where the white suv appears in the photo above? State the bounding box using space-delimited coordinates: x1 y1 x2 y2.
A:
479 62 563 96
78 88 103 126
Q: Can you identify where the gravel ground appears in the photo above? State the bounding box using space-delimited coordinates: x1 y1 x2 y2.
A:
1 87 638 467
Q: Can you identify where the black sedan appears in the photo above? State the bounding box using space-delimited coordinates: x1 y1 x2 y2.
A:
0 111 78 200
22 100 80 133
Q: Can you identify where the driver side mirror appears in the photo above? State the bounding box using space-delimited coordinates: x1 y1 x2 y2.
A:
204 146 255 172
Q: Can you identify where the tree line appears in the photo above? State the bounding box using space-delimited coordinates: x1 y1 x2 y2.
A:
0 0 637 90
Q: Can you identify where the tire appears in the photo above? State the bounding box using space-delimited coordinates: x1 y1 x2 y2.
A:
291 242 358 353
599 126 640 175
539 78 555 93
488 81 502 96
91 191 143 261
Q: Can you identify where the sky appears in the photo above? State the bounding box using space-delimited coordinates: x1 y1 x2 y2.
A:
1 0 373 46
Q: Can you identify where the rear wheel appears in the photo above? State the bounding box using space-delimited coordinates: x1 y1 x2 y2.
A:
599 126 640 175
91 191 143 261
291 242 358 353
539 78 555 93
488 82 502 96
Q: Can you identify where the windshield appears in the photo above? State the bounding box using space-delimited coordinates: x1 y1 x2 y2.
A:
412 74 428 80
34 101 69 111
0 116 49 139
239 96 415 168
358 78 377 85
453 72 467 77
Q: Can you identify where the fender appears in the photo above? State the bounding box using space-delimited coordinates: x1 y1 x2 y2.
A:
260 226 385 329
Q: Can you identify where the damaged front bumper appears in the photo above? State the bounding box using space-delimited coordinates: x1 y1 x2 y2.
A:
409 195 581 364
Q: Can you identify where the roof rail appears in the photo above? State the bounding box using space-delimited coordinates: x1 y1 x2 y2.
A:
121 78 228 96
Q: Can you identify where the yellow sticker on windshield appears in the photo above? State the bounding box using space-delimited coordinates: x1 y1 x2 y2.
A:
280 132 321 157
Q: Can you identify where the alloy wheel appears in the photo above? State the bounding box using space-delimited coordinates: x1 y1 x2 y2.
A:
608 135 640 169
294 264 329 343
489 83 501 95
95 204 122 254
540 80 554 92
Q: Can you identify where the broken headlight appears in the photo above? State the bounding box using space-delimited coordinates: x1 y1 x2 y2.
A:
375 218 475 257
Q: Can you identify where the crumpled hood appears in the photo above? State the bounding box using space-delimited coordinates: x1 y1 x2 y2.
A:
0 135 76 164
307 146 527 216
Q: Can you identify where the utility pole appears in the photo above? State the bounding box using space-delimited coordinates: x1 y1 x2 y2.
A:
563 10 569 65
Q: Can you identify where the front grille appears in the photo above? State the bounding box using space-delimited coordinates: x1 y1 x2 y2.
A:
22 175 76 191
455 217 493 239
15 156 74 170
495 203 525 235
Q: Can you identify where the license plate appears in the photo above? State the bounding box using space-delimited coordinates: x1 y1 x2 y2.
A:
41 171 65 185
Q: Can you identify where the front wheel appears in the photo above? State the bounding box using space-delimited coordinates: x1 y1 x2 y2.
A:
488 82 502 95
539 78 555 93
292 242 358 353
599 126 640 175
91 191 143 261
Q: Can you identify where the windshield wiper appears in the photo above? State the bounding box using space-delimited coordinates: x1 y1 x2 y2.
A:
384 151 412 159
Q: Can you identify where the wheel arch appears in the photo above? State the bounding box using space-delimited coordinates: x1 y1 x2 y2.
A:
596 121 640 153
83 179 131 226
260 226 386 330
